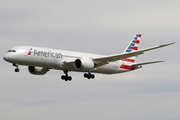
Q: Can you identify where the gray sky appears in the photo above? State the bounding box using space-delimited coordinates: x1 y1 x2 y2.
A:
0 0 179 120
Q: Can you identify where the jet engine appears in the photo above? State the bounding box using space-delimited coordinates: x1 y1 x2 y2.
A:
28 66 48 75
74 58 95 71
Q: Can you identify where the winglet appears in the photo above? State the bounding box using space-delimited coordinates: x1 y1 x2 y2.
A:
159 42 176 47
142 42 176 52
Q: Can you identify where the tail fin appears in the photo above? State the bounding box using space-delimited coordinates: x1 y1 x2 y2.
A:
123 34 142 62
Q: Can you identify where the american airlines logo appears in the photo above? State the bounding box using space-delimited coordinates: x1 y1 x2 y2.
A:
28 48 62 58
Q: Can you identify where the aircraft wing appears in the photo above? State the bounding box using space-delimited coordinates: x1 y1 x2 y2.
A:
93 42 175 67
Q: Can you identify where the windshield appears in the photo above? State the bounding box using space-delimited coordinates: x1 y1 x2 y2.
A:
7 50 16 52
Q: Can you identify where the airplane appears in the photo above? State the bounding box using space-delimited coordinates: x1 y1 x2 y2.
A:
3 34 175 81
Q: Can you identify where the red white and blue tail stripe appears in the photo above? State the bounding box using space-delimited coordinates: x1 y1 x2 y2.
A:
123 34 141 63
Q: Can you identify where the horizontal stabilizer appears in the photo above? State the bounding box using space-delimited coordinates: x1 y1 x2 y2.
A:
131 61 164 67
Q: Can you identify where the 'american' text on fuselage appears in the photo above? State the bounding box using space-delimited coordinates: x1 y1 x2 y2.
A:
34 49 61 58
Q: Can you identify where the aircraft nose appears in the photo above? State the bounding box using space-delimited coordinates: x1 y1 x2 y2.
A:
3 53 9 61
3 51 19 63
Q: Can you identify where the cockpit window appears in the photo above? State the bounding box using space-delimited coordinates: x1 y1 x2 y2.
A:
7 50 16 52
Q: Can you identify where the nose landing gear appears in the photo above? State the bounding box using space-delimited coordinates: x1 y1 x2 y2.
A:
13 63 20 72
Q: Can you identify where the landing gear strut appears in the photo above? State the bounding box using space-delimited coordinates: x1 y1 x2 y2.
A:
61 70 72 81
13 63 20 72
84 72 95 79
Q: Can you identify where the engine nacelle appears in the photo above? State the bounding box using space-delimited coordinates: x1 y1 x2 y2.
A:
28 66 48 75
74 58 95 71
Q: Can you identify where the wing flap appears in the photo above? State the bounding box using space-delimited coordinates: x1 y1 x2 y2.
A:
63 60 75 66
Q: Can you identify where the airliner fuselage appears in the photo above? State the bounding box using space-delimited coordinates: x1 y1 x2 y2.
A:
3 46 131 74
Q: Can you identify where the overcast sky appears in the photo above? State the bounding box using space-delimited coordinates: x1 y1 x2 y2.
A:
0 0 179 120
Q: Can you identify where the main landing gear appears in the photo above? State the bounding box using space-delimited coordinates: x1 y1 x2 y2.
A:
84 72 95 79
13 63 20 72
61 71 72 81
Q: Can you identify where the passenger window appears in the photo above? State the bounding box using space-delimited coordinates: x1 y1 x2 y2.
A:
7 50 12 52
12 50 16 52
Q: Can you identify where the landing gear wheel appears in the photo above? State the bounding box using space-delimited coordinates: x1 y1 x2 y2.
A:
91 74 95 79
68 76 72 81
65 75 68 81
15 68 20 72
61 75 65 80
65 78 68 81
84 73 88 78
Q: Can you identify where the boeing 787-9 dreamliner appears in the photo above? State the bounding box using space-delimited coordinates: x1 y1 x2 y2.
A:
3 34 175 81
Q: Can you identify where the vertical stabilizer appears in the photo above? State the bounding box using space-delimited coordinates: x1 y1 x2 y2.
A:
123 34 142 62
